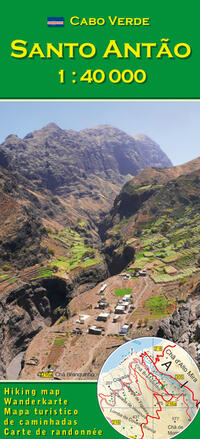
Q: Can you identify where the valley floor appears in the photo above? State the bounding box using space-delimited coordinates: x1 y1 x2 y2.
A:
18 271 192 381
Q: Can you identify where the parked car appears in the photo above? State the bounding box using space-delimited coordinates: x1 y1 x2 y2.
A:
123 274 131 280
119 328 128 335
71 328 83 335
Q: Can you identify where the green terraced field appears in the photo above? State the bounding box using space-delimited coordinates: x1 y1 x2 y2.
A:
0 274 9 281
34 268 53 279
131 205 200 283
80 258 101 268
145 294 168 317
48 227 102 274
151 267 199 283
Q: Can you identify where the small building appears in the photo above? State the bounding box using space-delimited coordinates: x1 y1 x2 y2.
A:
119 323 132 335
113 315 120 323
123 274 131 280
98 297 106 303
123 294 132 301
78 314 89 324
122 301 129 310
115 305 126 314
88 325 104 335
97 312 109 322
124 323 132 330
100 283 107 292
71 328 83 335
138 270 147 277
99 301 109 309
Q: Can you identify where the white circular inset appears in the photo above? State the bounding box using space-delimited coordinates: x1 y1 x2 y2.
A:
97 337 200 439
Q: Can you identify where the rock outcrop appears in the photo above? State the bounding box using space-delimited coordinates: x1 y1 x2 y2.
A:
157 283 200 364
0 258 108 379
0 277 73 378
0 124 172 222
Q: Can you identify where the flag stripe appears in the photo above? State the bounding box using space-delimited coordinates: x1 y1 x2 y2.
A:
47 17 64 21
47 17 64 26
48 22 64 25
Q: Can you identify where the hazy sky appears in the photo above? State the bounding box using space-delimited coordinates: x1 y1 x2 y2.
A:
0 101 199 166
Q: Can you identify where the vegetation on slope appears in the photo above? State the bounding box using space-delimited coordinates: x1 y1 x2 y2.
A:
102 170 200 284
48 227 102 276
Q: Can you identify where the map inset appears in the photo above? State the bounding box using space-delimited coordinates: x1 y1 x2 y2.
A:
97 337 200 439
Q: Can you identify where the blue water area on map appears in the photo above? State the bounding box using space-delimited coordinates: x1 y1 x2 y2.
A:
101 337 162 374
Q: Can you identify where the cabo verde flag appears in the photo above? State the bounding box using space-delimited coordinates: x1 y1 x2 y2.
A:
47 17 64 26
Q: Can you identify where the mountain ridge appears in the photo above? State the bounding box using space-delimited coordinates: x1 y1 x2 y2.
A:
0 123 172 220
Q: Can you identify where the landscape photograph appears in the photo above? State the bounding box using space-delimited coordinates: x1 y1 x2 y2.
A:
0 100 200 381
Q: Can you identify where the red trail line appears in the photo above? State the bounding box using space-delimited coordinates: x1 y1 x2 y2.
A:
98 343 198 438
139 347 198 405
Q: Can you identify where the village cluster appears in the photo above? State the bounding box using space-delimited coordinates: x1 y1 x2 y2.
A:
72 269 147 337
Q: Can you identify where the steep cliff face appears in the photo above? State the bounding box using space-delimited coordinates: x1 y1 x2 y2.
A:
0 258 108 379
0 278 71 378
0 166 49 269
157 282 200 364
131 134 172 169
0 125 172 221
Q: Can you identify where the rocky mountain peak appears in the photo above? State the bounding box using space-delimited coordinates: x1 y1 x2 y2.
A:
80 124 124 136
3 134 20 143
45 122 61 130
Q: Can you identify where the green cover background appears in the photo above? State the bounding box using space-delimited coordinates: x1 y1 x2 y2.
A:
0 0 199 98
0 382 199 439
